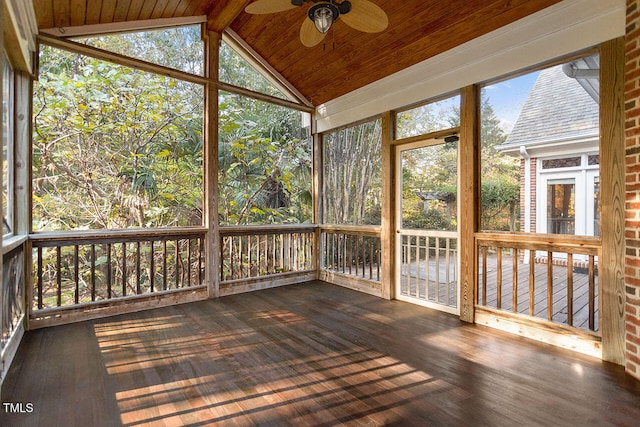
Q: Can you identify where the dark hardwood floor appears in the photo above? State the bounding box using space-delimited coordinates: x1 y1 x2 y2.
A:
1 281 639 426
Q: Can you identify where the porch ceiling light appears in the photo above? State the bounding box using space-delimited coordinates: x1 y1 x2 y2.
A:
245 0 388 48
308 2 342 34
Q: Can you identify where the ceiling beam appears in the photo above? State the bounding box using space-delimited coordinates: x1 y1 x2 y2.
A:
207 0 252 33
39 15 207 38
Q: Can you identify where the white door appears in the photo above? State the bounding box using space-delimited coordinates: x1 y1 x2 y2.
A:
539 167 600 237
395 139 459 315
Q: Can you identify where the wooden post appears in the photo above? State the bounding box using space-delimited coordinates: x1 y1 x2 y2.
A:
312 119 322 279
205 29 221 298
600 37 625 364
380 111 395 299
17 72 34 329
458 85 480 323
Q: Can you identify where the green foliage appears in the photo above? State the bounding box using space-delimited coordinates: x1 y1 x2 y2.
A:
80 26 204 75
219 41 284 98
33 44 204 230
323 120 382 225
481 180 520 231
480 95 520 230
218 93 311 225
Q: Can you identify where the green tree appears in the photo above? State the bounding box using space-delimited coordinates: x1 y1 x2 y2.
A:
33 44 203 230
323 119 382 225
218 92 311 225
480 96 520 231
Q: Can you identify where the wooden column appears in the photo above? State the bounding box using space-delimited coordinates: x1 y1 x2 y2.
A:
204 29 221 298
380 111 395 300
600 37 625 365
312 120 322 279
458 85 480 323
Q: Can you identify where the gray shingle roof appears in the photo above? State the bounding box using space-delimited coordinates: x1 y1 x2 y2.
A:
500 64 599 150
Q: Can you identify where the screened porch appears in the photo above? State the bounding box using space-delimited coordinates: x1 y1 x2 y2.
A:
1 0 639 424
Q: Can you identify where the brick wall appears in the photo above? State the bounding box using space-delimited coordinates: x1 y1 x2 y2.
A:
625 0 640 379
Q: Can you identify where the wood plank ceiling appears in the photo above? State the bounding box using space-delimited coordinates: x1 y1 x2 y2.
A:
32 0 562 106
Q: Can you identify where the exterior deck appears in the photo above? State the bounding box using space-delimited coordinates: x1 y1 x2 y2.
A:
1 281 638 426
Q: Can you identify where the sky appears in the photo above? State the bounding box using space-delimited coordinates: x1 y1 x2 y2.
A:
482 71 539 134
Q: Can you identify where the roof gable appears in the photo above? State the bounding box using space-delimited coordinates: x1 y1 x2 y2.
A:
501 61 599 151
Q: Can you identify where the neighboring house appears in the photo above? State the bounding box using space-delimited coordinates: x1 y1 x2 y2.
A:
499 56 600 239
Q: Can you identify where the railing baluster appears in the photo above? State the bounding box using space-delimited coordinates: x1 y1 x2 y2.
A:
347 233 352 275
416 235 420 297
107 243 112 298
547 251 553 321
136 241 141 295
150 240 155 293
376 238 380 280
529 249 535 316
426 236 432 299
369 236 373 280
163 239 168 290
512 248 518 313
446 237 451 305
273 233 277 273
56 246 62 307
90 244 96 302
187 238 192 286
122 242 127 297
175 239 180 288
282 233 287 272
248 235 252 278
37 247 43 309
589 254 595 331
199 237 204 284
481 245 487 306
496 247 502 310
357 235 361 278
74 245 80 304
567 253 573 326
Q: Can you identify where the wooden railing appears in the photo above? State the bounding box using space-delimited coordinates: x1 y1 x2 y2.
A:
30 228 207 317
2 241 26 353
220 224 316 284
399 230 458 310
320 225 381 283
476 232 600 333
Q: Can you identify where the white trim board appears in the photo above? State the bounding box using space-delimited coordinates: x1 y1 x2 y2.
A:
315 0 625 133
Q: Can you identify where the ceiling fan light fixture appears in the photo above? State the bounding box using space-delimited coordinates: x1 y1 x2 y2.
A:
309 3 339 34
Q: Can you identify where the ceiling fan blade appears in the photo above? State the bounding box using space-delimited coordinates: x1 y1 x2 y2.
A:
245 0 297 14
300 18 326 47
340 0 389 33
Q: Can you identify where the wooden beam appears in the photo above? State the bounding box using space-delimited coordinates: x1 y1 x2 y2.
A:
37 33 313 112
207 1 252 33
15 73 32 236
3 0 38 72
39 15 208 38
37 33 209 85
458 85 480 323
600 37 625 365
380 111 395 300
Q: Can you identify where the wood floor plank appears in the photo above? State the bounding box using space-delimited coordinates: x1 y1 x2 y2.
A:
1 281 639 426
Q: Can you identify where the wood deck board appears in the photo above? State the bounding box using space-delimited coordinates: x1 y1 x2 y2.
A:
1 281 638 426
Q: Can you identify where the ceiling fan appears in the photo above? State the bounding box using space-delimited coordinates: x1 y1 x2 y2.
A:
244 0 389 47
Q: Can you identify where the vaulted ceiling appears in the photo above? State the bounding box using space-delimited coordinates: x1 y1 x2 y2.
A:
32 0 562 106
